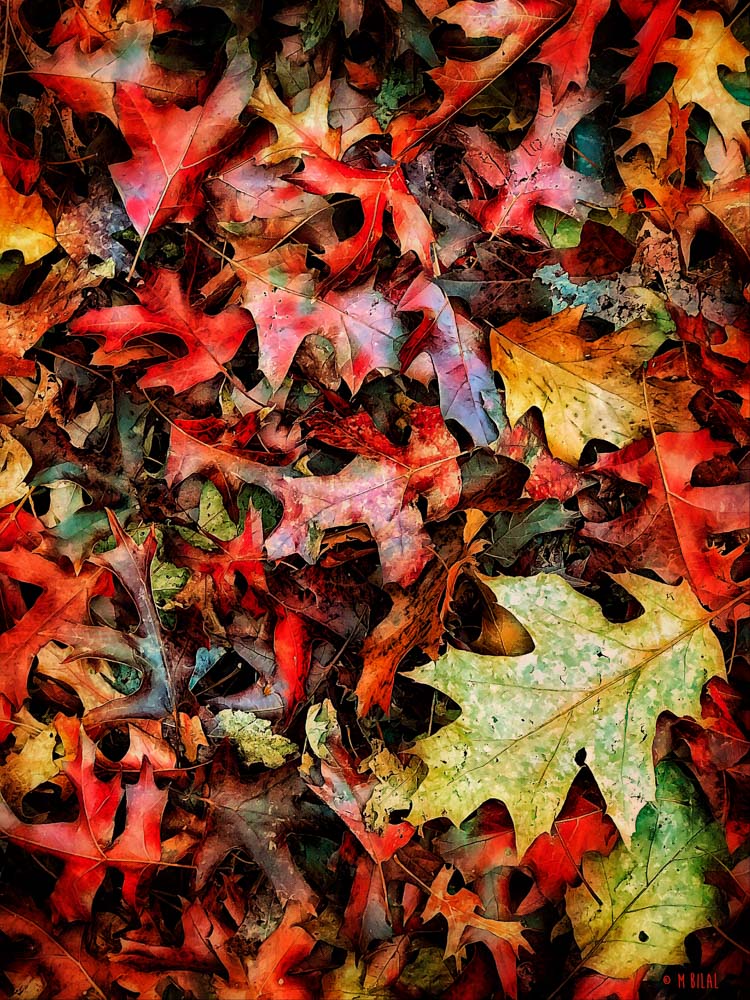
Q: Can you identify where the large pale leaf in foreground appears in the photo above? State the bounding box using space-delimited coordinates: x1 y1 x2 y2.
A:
490 307 696 465
406 572 726 854
568 762 725 977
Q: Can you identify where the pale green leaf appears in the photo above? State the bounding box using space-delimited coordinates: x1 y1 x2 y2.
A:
406 572 726 853
215 709 298 768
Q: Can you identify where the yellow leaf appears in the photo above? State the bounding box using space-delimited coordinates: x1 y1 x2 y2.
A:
0 425 32 508
249 72 341 164
0 725 60 812
657 10 750 152
490 306 695 465
0 170 56 264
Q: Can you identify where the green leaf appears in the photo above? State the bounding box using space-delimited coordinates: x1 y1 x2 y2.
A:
485 500 580 567
215 709 298 768
375 65 424 128
301 0 337 52
536 206 583 248
405 572 726 854
198 480 237 540
567 762 726 977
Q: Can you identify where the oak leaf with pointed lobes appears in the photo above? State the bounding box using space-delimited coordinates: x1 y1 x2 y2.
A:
422 866 528 967
457 77 613 243
0 719 166 921
0 547 112 708
654 10 750 152
532 0 610 101
276 403 461 586
355 561 446 718
388 0 568 161
398 274 501 447
617 116 749 265
406 571 727 855
290 154 435 278
110 40 254 236
30 19 201 124
71 270 251 393
582 429 750 620
248 71 342 162
490 306 697 466
568 763 726 977
237 244 406 393
246 75 432 276
0 168 56 264
165 402 460 587
193 748 321 914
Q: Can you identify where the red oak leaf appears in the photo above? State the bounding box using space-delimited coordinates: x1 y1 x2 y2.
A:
582 429 750 621
236 244 406 393
290 154 434 279
0 548 112 707
0 720 166 921
458 75 612 242
422 867 528 969
246 74 432 276
71 269 251 392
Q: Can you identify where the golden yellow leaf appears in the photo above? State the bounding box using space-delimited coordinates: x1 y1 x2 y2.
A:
0 426 32 508
0 169 56 264
249 72 341 164
490 306 696 465
657 10 750 151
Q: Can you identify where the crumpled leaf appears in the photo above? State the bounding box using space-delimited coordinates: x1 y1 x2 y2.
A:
214 709 298 767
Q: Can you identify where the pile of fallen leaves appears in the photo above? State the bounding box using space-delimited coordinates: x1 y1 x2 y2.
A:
0 0 748 997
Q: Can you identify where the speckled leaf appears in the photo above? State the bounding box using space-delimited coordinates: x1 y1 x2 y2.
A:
567 762 726 978
406 572 726 854
490 307 696 465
